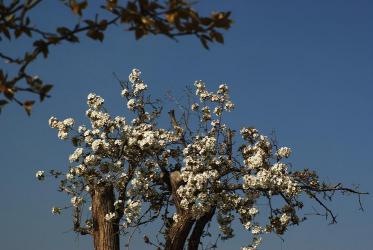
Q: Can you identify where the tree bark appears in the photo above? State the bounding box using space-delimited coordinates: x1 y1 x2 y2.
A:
92 184 120 250
188 209 215 250
165 213 194 250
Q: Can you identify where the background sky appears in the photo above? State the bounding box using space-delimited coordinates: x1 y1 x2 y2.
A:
1 1 372 250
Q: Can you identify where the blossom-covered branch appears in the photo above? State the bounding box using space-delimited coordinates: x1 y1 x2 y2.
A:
37 69 367 250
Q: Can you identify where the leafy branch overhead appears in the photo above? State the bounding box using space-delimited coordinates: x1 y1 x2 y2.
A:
0 0 232 115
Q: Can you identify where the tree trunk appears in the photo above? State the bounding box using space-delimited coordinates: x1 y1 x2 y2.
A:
92 184 120 250
165 213 195 250
188 209 215 250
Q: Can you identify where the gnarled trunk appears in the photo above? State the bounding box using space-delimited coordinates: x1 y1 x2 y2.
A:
165 213 194 250
165 170 216 250
92 184 120 250
188 209 215 250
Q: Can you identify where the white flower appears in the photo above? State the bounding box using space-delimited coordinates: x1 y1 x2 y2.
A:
172 213 180 223
66 173 74 180
87 93 104 109
78 125 87 133
277 147 292 158
121 88 129 97
246 152 263 169
241 247 255 250
63 118 74 126
69 148 83 162
127 99 136 110
248 207 259 216
191 103 199 111
105 212 117 221
114 200 123 208
71 196 83 207
129 68 141 83
217 84 228 94
243 221 251 230
211 119 220 127
133 82 147 95
251 225 262 235
35 170 45 181
84 154 100 166
52 207 61 215
213 106 222 116
224 100 234 111
280 213 291 225
48 116 59 128
57 130 69 140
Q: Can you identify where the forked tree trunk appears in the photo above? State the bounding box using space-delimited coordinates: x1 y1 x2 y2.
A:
188 209 215 250
92 184 120 250
165 213 194 250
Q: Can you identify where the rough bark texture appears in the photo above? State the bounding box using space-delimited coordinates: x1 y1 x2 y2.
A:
164 171 194 250
165 213 194 250
188 209 215 250
92 184 120 250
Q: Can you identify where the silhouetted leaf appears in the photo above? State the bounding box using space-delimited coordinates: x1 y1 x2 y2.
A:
200 37 209 49
211 31 224 44
0 99 7 114
87 29 104 41
135 29 145 40
39 84 53 101
71 1 88 16
23 100 35 116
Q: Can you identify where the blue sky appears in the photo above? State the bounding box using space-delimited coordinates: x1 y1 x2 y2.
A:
0 1 372 249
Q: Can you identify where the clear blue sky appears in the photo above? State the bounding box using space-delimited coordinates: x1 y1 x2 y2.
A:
0 1 372 249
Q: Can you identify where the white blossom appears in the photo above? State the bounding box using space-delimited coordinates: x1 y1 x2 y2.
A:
52 207 61 215
129 68 141 83
127 99 136 110
66 173 74 180
121 88 129 97
277 147 292 158
35 170 45 181
105 212 117 222
71 196 83 207
69 148 83 162
280 213 291 225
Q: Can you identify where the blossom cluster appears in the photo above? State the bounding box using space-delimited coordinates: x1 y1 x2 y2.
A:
42 69 179 232
40 69 327 250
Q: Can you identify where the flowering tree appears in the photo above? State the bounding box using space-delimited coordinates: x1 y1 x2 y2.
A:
37 69 366 250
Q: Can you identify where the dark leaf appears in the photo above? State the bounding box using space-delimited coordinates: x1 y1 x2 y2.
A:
211 31 224 44
86 29 104 42
135 28 145 40
1 27 11 40
33 40 49 58
4 87 14 100
200 37 209 50
23 100 35 116
0 99 7 114
0 99 8 107
99 20 108 30
57 27 71 36
39 84 53 101
71 1 88 16
14 28 22 38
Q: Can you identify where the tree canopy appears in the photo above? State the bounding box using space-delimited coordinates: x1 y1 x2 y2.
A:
37 69 367 250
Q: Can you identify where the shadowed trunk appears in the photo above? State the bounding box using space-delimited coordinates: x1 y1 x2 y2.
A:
164 171 195 250
92 184 120 250
165 213 195 250
188 209 215 250
165 170 215 250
